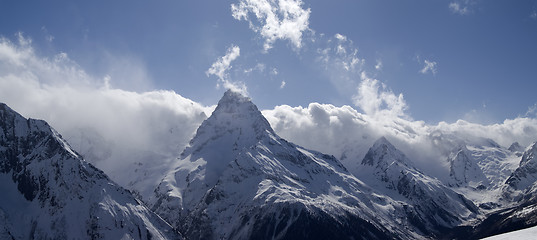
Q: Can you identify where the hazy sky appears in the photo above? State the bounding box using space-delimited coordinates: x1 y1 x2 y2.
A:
2 0 537 123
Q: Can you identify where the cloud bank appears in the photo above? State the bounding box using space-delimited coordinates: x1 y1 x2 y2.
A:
263 102 537 180
0 34 210 199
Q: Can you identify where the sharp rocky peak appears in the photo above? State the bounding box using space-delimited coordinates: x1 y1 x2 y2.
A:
508 142 524 153
362 136 412 168
185 90 275 154
520 142 537 166
0 102 65 148
448 145 489 187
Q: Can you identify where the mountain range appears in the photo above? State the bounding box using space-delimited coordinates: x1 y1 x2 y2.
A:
2 90 537 239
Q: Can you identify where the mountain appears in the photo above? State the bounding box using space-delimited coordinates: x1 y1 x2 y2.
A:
153 90 444 239
356 137 479 235
506 142 537 191
0 103 180 239
508 142 525 154
447 145 489 188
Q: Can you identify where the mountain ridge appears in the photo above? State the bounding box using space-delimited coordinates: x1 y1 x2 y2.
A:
0 102 181 239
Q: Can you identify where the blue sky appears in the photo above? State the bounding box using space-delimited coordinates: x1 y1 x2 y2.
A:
2 0 537 124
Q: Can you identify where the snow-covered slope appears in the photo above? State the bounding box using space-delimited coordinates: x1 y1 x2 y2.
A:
481 225 537 240
465 192 537 239
468 144 519 190
356 137 479 235
153 90 449 239
0 103 180 239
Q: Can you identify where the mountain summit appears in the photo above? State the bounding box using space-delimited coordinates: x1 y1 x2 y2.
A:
182 90 276 187
448 145 489 188
361 136 413 169
153 90 279 217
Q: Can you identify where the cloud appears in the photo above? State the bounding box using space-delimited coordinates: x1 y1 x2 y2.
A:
206 45 240 81
263 102 537 181
420 59 438 75
206 45 248 95
4 32 537 199
263 103 437 176
40 26 54 43
315 33 365 97
526 103 537 117
352 72 408 118
449 0 474 15
375 59 383 71
0 34 211 199
231 0 311 51
244 62 266 74
280 80 286 88
531 10 537 20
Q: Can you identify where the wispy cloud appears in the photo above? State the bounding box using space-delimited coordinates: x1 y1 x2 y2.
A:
526 103 537 117
206 45 240 80
40 26 54 42
206 45 248 95
375 59 383 71
420 59 438 75
231 0 311 51
244 63 266 74
280 80 286 89
449 0 475 15
316 33 365 97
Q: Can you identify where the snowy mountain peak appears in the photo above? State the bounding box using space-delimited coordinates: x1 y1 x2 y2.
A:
153 90 283 218
216 89 255 112
361 136 411 168
448 145 489 188
185 90 275 155
508 142 524 153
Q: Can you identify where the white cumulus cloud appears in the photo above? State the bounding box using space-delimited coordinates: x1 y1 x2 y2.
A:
231 0 311 51
353 72 408 118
